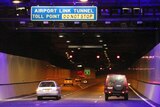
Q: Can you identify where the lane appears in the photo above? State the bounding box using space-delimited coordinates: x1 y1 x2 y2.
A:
60 83 154 107
0 82 158 107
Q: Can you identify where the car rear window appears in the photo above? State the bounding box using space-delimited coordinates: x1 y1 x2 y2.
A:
39 82 55 87
107 75 126 86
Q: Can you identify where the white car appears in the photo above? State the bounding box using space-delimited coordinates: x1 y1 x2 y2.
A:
36 80 61 100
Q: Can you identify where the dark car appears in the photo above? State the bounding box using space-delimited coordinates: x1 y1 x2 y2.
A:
104 74 129 100
36 80 61 100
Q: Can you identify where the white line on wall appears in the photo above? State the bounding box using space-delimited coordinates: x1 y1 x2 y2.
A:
129 86 156 107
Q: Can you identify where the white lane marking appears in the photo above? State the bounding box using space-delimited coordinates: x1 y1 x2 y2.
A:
78 84 84 89
129 86 156 107
20 94 36 98
2 82 100 101
63 82 100 98
94 100 98 103
78 82 100 89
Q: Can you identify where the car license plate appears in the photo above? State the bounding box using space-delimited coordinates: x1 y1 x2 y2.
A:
116 85 122 87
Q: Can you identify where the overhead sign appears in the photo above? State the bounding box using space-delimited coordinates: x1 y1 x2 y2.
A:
31 6 97 21
84 69 91 76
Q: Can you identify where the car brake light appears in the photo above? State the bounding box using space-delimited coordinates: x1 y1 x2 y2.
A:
36 88 41 92
56 88 59 91
108 91 111 94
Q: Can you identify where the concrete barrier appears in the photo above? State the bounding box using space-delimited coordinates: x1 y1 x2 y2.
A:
0 52 71 99
130 79 160 105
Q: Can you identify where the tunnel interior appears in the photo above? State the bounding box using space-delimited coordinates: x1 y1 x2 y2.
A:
0 31 159 72
0 0 160 106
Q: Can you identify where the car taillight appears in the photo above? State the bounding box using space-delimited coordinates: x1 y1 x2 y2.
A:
36 88 41 92
108 91 112 94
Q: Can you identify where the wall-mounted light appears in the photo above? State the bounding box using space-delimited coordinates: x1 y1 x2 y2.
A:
96 35 101 38
77 64 83 68
74 21 80 24
69 55 73 58
117 55 120 59
66 40 71 43
105 21 111 24
103 44 107 46
43 21 49 24
59 35 64 38
19 21 26 25
96 55 100 59
137 21 143 24
99 40 103 43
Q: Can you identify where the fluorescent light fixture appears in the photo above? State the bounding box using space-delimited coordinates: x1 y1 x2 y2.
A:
16 7 25 10
59 35 64 38
13 0 21 4
20 21 26 24
69 55 73 58
97 55 100 59
103 44 107 46
105 21 111 24
66 40 71 43
68 45 103 49
122 8 130 10
101 9 104 12
80 0 88 2
96 35 101 38
77 65 82 68
117 55 120 59
137 21 143 24
74 21 80 24
133 8 140 10
43 21 49 24
99 40 103 43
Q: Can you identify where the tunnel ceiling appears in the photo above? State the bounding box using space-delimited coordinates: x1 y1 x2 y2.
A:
0 0 160 70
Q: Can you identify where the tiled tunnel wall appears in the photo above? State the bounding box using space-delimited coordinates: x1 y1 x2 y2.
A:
127 43 160 105
0 52 70 99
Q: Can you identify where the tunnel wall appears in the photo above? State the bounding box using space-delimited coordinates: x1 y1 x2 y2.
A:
0 52 70 99
127 43 160 104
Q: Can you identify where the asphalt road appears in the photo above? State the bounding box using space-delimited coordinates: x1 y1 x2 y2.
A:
0 82 159 107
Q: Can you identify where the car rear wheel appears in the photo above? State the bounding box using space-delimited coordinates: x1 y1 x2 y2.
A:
105 94 109 101
37 96 42 100
124 94 128 100
56 96 61 100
